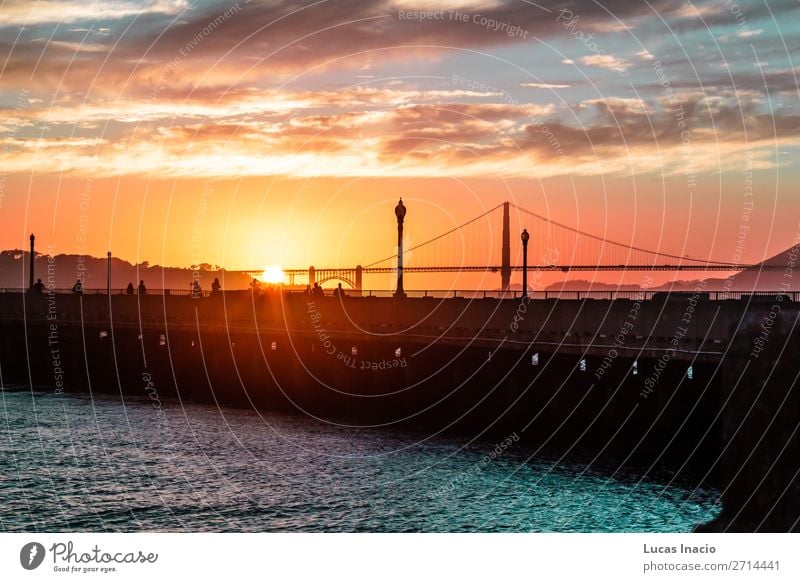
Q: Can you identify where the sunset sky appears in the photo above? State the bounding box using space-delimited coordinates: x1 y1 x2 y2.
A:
1 0 799 288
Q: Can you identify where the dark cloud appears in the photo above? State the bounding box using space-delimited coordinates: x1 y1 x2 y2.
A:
0 0 701 92
648 69 800 96
3 0 798 104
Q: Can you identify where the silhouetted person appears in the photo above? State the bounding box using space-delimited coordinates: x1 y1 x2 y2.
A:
71 279 83 294
211 277 221 294
305 284 311 296
126 282 135 295
138 280 147 295
32 278 44 293
312 282 324 297
191 280 202 298
333 283 346 298
250 278 261 294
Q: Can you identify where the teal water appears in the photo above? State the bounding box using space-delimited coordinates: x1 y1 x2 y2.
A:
0 390 720 532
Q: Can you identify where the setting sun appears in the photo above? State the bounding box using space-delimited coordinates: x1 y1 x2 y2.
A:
261 265 286 284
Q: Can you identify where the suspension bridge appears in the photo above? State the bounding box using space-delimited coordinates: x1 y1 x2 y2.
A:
265 201 773 290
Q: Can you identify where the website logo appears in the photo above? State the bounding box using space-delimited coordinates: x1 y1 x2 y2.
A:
20 542 46 570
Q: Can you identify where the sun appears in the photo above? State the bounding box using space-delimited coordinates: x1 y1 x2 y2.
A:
260 265 285 284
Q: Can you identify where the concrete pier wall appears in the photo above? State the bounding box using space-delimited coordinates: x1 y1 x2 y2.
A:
0 291 797 531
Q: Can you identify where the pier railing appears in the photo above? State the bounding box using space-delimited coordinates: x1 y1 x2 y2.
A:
1 288 797 302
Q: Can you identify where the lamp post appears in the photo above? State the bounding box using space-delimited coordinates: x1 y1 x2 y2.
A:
394 198 407 299
29 234 35 290
521 229 530 298
107 251 112 296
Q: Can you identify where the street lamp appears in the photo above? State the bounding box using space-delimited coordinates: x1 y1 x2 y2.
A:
521 229 530 298
394 198 407 299
29 234 35 291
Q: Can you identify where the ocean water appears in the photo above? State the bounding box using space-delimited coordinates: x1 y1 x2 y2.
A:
0 389 720 532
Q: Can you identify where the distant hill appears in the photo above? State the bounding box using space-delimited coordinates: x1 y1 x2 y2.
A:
685 244 800 291
0 250 253 291
541 244 799 293
542 280 644 292
3 243 797 293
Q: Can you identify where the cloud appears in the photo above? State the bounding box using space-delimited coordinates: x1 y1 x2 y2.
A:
0 0 713 95
580 54 631 73
1 85 543 128
672 2 727 19
583 98 652 119
0 0 187 26
520 82 571 89
645 68 800 95
737 28 764 39
0 137 107 149
0 0 797 183
1 89 795 181
3 0 795 104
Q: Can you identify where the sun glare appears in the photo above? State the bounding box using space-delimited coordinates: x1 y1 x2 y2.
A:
261 265 285 284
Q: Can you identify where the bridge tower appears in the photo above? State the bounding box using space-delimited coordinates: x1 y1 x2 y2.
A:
308 266 315 287
501 202 511 291
355 265 363 291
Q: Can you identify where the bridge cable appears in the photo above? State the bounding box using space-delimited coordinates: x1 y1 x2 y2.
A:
511 203 733 266
361 203 505 268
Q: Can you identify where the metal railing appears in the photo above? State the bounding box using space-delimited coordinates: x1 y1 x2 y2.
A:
2 288 233 298
4 288 797 302
326 289 798 301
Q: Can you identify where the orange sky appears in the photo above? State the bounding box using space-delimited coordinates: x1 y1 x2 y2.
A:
3 172 798 290
1 0 798 289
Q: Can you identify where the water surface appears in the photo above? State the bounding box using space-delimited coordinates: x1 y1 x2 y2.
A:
0 389 720 532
